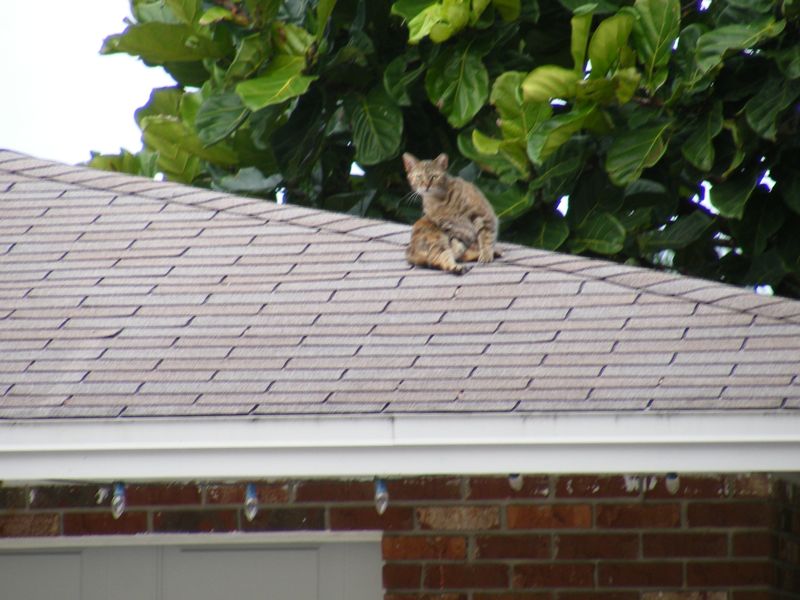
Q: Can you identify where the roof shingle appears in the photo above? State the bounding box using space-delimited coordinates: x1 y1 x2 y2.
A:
1 149 799 420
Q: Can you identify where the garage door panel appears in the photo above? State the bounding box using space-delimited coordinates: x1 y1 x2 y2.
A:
162 547 318 600
82 547 159 600
0 541 379 600
320 543 382 600
0 552 81 600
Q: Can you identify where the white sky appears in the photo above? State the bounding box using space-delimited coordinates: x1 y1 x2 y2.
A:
0 1 174 165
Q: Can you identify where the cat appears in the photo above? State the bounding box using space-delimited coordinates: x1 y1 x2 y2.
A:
402 152 500 274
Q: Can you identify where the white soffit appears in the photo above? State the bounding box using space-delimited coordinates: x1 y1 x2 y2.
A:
1 412 799 482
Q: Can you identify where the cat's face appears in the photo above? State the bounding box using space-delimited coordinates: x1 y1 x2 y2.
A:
402 153 449 197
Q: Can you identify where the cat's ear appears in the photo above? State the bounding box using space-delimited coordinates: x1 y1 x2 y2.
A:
402 153 419 173
433 153 449 170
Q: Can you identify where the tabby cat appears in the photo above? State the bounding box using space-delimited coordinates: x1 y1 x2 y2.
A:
403 152 500 274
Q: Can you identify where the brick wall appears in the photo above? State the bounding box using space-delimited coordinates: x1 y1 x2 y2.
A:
0 474 798 598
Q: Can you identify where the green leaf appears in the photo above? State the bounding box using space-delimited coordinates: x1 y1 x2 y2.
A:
141 115 237 182
524 213 571 250
681 101 723 171
135 87 184 125
530 136 589 200
744 249 789 286
588 13 635 78
244 0 281 26
272 21 316 56
709 171 760 220
198 6 234 25
605 121 671 186
236 55 318 111
631 0 680 92
472 130 503 154
744 76 800 141
491 71 552 140
225 34 270 83
521 66 580 102
131 0 182 24
695 18 785 74
101 23 227 62
458 129 528 182
391 0 436 21
165 0 200 24
476 180 534 221
316 0 337 40
573 211 627 254
214 167 282 194
570 11 593 72
492 0 521 20
195 92 249 146
347 88 404 166
404 3 444 43
774 45 800 79
637 212 713 253
425 43 489 128
87 149 154 177
527 106 594 165
383 54 424 106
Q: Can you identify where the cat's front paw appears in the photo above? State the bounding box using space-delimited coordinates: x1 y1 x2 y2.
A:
478 249 495 263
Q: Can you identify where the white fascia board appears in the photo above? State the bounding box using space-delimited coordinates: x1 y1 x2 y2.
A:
1 411 800 482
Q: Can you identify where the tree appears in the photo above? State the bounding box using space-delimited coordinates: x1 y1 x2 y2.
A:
94 0 800 297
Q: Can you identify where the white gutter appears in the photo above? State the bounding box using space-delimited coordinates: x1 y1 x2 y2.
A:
1 412 799 482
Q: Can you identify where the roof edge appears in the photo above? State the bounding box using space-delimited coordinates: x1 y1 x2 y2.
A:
2 411 799 482
3 148 799 325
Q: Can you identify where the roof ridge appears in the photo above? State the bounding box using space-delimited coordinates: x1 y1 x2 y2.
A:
2 148 799 325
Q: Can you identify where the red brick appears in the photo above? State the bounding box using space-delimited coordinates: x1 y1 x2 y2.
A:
507 505 591 529
513 564 594 589
645 475 726 499
0 513 59 537
425 564 508 589
556 476 639 498
643 533 728 557
330 506 414 531
388 478 462 500
418 506 500 531
561 594 638 600
153 509 237 533
383 536 467 560
688 502 774 528
475 535 550 559
596 504 680 528
384 563 422 589
642 594 727 600
468 476 550 500
474 595 551 600
731 474 774 498
387 595 466 600
731 592 776 600
127 483 201 506
598 562 683 587
733 532 775 557
205 482 289 504
0 488 27 509
30 485 106 508
777 535 799 564
555 534 638 559
295 479 373 502
687 561 776 586
243 508 324 531
63 511 147 535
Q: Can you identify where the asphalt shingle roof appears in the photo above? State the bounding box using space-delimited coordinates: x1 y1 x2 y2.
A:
1 149 799 420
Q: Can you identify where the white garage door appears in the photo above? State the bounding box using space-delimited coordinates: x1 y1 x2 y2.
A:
0 542 380 600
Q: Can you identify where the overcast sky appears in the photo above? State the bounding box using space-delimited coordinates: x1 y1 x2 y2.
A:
1 1 174 165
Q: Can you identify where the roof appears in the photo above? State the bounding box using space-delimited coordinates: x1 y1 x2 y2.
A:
1 148 799 480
